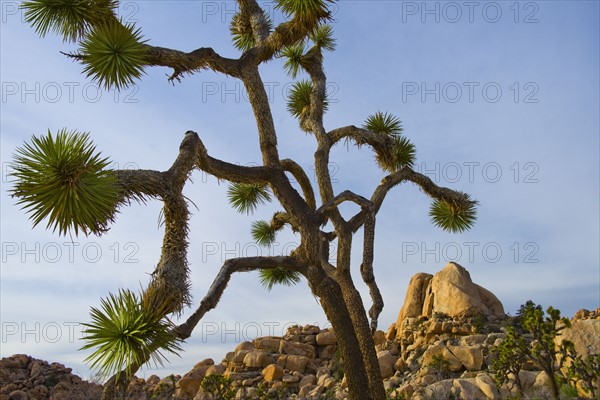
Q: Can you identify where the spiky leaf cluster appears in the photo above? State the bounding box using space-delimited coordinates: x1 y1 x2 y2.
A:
375 136 416 172
429 198 477 233
80 20 147 90
365 111 416 171
227 183 272 214
259 267 302 291
229 11 273 51
282 44 306 78
287 80 328 119
251 220 278 246
364 111 402 136
309 24 336 52
22 0 116 42
10 129 118 236
280 24 335 79
275 0 333 28
81 289 183 380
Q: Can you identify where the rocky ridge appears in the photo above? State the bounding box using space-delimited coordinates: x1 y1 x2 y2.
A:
2 262 598 399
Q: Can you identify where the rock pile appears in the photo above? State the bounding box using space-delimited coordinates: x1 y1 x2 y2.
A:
0 354 102 400
176 325 343 399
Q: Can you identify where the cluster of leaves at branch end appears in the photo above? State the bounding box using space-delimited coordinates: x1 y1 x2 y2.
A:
429 197 477 233
364 111 403 136
310 24 336 52
375 136 416 172
22 0 117 42
259 267 302 291
227 183 272 214
10 128 118 237
275 0 334 28
281 24 335 78
287 80 329 121
282 44 306 78
80 288 183 381
251 220 279 246
365 112 416 172
229 11 273 51
80 19 147 90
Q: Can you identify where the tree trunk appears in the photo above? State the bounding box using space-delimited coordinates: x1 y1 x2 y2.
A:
543 369 560 400
337 274 387 399
308 272 378 400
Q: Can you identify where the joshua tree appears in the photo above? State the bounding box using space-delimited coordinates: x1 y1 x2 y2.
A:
492 301 575 400
10 1 477 399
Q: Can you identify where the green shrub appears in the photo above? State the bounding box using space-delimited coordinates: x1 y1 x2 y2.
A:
200 374 235 400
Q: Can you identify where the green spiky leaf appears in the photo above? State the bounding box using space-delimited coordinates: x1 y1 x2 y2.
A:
229 12 273 51
364 111 403 136
309 24 336 51
429 199 477 233
251 220 277 246
81 289 183 380
286 80 329 119
80 20 147 90
275 0 333 27
227 183 272 214
22 0 116 42
282 44 306 78
10 129 118 236
375 136 416 172
391 136 416 170
259 267 301 291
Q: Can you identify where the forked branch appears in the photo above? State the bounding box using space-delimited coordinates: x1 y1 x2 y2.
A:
176 256 305 338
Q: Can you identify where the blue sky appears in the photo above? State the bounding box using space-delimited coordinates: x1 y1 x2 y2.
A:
1 0 598 379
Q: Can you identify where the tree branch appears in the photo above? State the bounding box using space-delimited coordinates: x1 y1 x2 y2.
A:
190 131 274 183
143 45 243 81
281 159 316 210
237 0 271 45
316 190 372 222
360 211 383 333
114 169 168 204
251 13 330 64
329 125 395 155
240 68 280 165
176 256 305 338
372 166 476 212
347 166 477 233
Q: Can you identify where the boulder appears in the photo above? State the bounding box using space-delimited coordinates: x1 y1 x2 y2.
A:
243 351 270 368
254 337 281 353
556 317 600 359
447 345 483 371
429 263 505 319
299 374 316 387
318 345 337 359
422 342 463 372
396 263 505 337
205 364 225 376
475 373 501 400
396 273 433 324
284 355 310 373
279 340 316 359
377 351 396 379
316 330 337 346
176 376 203 398
262 364 284 382
452 378 487 400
